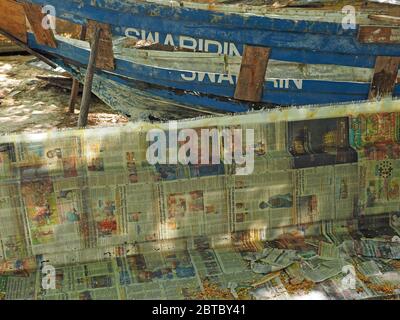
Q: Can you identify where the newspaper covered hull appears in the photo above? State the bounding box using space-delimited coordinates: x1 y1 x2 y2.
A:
1 99 400 299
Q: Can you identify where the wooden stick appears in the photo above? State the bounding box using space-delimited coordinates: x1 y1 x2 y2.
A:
68 25 87 114
78 27 101 128
0 29 57 69
68 77 81 114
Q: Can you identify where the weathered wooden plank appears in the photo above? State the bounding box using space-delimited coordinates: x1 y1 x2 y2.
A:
55 35 400 84
86 20 115 71
234 45 270 102
368 14 400 25
105 0 400 25
22 2 57 48
0 0 27 43
100 36 382 83
56 18 83 39
358 26 400 44
369 56 400 100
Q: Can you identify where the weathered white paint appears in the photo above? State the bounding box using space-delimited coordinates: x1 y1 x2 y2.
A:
180 71 303 90
57 35 393 85
124 28 241 56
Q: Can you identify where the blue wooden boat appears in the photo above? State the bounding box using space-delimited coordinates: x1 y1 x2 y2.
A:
2 0 400 119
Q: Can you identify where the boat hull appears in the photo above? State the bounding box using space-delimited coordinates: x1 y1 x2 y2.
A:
22 0 400 68
8 0 400 117
28 34 400 118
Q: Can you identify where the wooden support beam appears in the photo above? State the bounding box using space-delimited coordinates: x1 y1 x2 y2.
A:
86 20 115 71
369 56 400 100
0 0 27 43
69 76 81 114
78 27 102 128
234 45 270 103
0 29 57 69
69 25 87 114
358 26 400 44
22 2 57 48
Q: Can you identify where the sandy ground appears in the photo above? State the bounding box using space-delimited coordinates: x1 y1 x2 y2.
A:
0 54 128 134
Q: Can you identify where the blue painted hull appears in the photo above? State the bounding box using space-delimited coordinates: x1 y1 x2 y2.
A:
22 0 400 68
28 34 400 117
16 0 400 117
